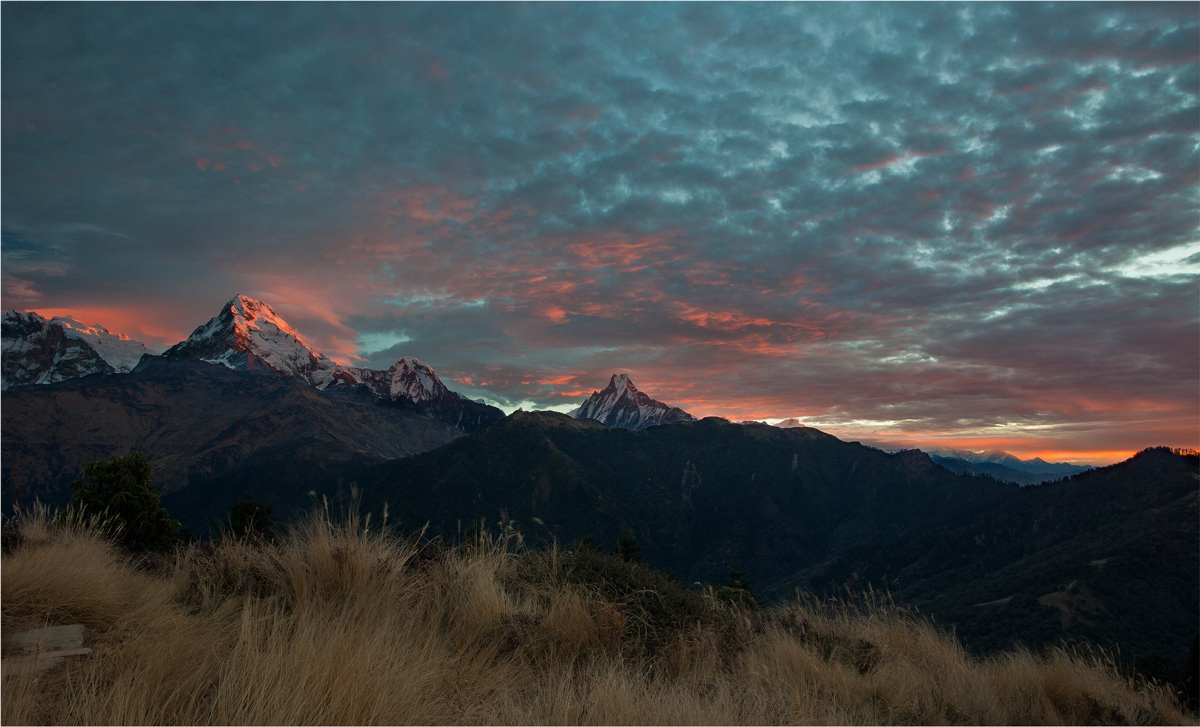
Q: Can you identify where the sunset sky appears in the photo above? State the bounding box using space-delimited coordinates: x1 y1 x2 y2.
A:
3 3 1197 464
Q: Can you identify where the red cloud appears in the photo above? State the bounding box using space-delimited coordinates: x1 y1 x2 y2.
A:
34 305 190 350
565 230 685 270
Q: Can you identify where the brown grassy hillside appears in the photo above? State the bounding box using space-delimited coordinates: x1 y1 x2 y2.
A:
1 507 1191 725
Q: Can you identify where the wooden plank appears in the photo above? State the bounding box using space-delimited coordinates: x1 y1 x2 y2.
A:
2 624 86 655
1 625 91 676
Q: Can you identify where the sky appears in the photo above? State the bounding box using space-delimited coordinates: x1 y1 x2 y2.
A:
3 3 1197 465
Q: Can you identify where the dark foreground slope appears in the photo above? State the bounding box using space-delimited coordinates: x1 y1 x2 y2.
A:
4 511 1189 725
812 447 1199 677
361 411 1013 590
1 358 462 531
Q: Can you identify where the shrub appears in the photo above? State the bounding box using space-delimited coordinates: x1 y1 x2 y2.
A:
714 568 761 611
222 491 278 543
61 452 179 552
613 531 641 563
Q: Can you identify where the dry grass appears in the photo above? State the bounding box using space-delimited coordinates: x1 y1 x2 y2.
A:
1 507 1191 725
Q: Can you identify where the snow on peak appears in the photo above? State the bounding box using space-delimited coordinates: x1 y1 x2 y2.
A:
609 373 634 392
1 309 149 374
223 295 318 352
386 356 447 402
50 315 149 372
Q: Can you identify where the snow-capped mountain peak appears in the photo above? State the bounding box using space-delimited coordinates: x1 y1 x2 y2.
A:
570 373 696 430
386 356 449 403
164 294 339 386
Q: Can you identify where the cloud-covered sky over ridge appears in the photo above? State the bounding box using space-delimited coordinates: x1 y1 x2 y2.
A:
3 2 1197 464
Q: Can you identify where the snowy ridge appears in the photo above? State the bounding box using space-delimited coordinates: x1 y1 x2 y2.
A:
338 356 451 404
52 316 149 372
2 310 151 389
570 373 696 430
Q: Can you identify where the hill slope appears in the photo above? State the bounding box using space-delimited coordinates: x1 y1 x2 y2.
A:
811 447 1199 676
360 412 1013 589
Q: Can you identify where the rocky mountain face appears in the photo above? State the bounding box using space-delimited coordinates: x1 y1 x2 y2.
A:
570 373 696 430
0 357 464 530
2 310 149 389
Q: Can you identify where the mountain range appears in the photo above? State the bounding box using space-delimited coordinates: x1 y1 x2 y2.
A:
927 452 1091 486
0 295 1194 685
931 448 1087 474
0 356 465 527
0 297 1089 475
4 295 504 434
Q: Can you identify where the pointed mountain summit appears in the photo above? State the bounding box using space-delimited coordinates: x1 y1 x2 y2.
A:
570 373 696 430
2 310 150 389
163 295 340 387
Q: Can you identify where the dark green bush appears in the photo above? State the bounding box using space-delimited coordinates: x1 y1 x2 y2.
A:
62 452 179 552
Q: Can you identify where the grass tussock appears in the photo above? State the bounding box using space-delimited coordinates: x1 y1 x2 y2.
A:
2 507 1192 725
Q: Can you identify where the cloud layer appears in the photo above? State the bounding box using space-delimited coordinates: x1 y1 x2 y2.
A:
3 3 1197 463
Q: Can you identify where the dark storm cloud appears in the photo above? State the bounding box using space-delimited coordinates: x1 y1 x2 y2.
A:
3 2 1196 460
